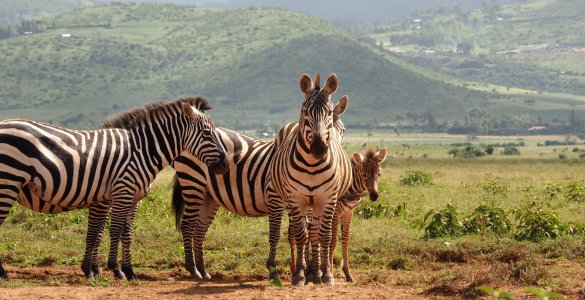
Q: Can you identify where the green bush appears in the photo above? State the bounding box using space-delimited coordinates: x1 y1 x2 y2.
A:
564 181 585 202
449 145 486 158
421 203 463 239
399 170 433 186
514 202 566 242
464 205 512 235
502 147 520 155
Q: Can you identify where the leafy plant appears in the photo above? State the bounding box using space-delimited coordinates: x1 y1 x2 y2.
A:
543 183 563 201
502 147 520 155
399 170 433 186
524 287 562 300
564 181 585 202
421 203 463 239
476 285 514 300
514 202 566 242
448 145 486 158
464 205 512 235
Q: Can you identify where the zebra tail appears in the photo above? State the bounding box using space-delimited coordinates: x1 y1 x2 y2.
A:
171 174 185 231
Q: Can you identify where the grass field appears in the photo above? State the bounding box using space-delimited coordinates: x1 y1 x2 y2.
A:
1 133 584 298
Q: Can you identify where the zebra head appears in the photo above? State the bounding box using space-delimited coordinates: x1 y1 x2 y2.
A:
299 73 339 159
351 148 387 201
180 98 229 175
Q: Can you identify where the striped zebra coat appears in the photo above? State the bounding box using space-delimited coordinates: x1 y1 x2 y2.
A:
170 100 346 280
0 97 228 281
265 73 352 286
288 147 387 282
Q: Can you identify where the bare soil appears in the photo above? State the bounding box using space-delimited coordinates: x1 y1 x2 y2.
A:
0 266 435 300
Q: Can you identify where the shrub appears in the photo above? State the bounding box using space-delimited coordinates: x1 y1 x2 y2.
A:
481 179 508 200
502 147 520 155
449 146 486 158
399 170 433 186
464 205 512 235
421 203 463 239
558 154 567 160
544 183 563 201
485 145 495 155
564 181 585 202
514 202 566 242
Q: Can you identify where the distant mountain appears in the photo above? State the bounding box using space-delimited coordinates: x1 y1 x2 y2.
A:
0 3 499 129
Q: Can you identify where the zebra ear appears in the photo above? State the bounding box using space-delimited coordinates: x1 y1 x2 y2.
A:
334 95 349 116
300 73 314 95
181 101 201 122
352 152 363 164
323 74 339 96
377 148 387 163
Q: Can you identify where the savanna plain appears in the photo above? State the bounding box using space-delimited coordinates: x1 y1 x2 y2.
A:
1 132 584 299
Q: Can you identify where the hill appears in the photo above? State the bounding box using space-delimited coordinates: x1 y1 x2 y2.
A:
366 0 585 97
0 3 504 129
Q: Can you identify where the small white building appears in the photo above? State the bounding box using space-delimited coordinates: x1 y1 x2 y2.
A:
61 33 71 38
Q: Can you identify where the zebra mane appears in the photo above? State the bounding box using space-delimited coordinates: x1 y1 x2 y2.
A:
103 97 212 129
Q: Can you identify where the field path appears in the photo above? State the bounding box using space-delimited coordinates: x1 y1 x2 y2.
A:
0 266 438 300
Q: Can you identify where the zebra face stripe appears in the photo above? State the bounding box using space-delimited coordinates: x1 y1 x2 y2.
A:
183 110 228 175
299 90 334 159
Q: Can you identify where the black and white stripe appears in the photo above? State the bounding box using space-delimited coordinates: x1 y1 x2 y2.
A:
265 73 352 286
0 97 227 280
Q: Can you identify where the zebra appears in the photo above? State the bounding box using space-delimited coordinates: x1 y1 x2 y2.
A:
168 97 347 280
0 97 228 280
265 73 352 286
288 147 387 283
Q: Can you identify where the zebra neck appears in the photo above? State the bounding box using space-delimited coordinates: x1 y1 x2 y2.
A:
129 120 182 173
349 164 367 195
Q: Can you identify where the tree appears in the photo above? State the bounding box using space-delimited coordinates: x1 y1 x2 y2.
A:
456 42 474 55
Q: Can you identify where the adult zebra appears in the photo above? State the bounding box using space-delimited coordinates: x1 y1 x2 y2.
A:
265 73 352 286
0 97 228 280
168 96 347 280
288 147 387 283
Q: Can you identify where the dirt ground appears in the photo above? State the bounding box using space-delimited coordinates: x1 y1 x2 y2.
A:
0 266 437 300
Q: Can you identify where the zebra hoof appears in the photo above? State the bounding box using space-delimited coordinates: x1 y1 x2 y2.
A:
292 272 305 286
0 272 9 281
268 271 280 282
121 266 137 281
81 263 92 278
189 270 203 280
202 272 211 280
91 264 102 277
113 270 127 280
305 270 314 284
345 274 354 282
322 273 335 286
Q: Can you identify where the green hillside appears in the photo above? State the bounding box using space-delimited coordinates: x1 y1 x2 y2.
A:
0 3 503 129
0 0 102 26
367 0 585 97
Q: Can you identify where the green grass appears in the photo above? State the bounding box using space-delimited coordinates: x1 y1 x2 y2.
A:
1 133 584 296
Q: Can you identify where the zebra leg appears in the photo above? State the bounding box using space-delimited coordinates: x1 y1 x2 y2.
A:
308 213 322 284
289 203 309 286
265 191 284 282
0 189 18 280
121 203 139 280
193 197 219 280
180 218 201 279
107 199 133 280
287 217 296 275
81 201 110 278
329 214 340 275
318 197 336 286
341 213 354 282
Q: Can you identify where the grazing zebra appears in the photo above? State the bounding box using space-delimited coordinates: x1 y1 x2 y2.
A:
265 73 352 286
288 147 387 283
169 98 347 280
0 97 228 281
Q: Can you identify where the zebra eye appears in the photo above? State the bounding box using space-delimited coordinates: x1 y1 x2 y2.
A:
203 129 212 136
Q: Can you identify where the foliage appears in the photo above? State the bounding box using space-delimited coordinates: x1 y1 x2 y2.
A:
563 181 585 202
448 145 486 158
524 287 562 300
464 205 512 235
356 202 408 219
476 285 514 300
502 147 520 156
421 203 463 239
399 170 433 186
514 202 566 242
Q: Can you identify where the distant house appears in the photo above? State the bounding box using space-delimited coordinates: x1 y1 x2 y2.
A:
528 126 547 131
61 33 71 38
